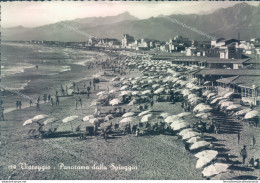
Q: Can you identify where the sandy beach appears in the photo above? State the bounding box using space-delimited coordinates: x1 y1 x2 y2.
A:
0 43 260 180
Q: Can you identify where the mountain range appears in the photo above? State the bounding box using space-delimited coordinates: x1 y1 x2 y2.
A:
1 3 260 42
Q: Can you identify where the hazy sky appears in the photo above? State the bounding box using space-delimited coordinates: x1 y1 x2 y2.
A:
1 1 260 28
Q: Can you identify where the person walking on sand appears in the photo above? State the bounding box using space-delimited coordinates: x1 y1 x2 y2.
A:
75 98 78 109
19 101 22 109
252 135 256 148
78 97 82 107
43 94 47 103
73 82 76 92
30 99 33 107
16 101 19 110
237 131 240 144
56 96 59 106
50 98 54 106
48 94 51 101
150 99 154 109
36 101 40 111
0 108 5 121
89 81 92 87
65 86 68 95
240 145 247 165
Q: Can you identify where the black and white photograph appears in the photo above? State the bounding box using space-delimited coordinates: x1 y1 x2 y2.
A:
0 1 260 181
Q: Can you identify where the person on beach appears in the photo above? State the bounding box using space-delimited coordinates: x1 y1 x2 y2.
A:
252 136 256 148
77 87 80 93
89 81 92 87
16 101 19 110
43 94 47 103
237 131 240 144
30 99 33 107
50 98 54 106
240 145 247 165
209 142 215 150
19 101 22 110
48 94 51 101
0 108 5 121
56 96 59 105
56 91 58 96
75 98 78 109
65 86 68 95
36 102 40 111
150 99 154 109
78 97 82 107
73 82 76 92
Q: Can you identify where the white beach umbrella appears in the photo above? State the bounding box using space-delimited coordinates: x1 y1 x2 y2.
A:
207 93 216 100
226 104 242 111
120 85 128 91
195 150 218 159
109 98 121 106
211 97 226 104
217 99 229 106
196 155 217 169
138 110 151 117
62 115 78 123
188 94 198 100
154 88 165 94
83 115 94 122
152 84 160 89
120 117 135 123
62 115 79 131
196 112 213 119
182 89 191 97
142 90 151 95
202 90 211 97
179 128 193 136
190 141 210 150
182 131 200 140
223 92 234 98
187 136 203 144
141 114 153 122
244 110 259 119
234 108 251 116
111 77 120 81
160 113 171 119
32 114 48 121
220 101 234 109
96 91 109 96
122 112 135 118
89 118 99 124
186 83 196 89
23 119 34 126
194 104 212 113
177 112 192 118
43 118 59 125
165 115 181 123
172 122 190 131
119 91 131 96
202 163 230 177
